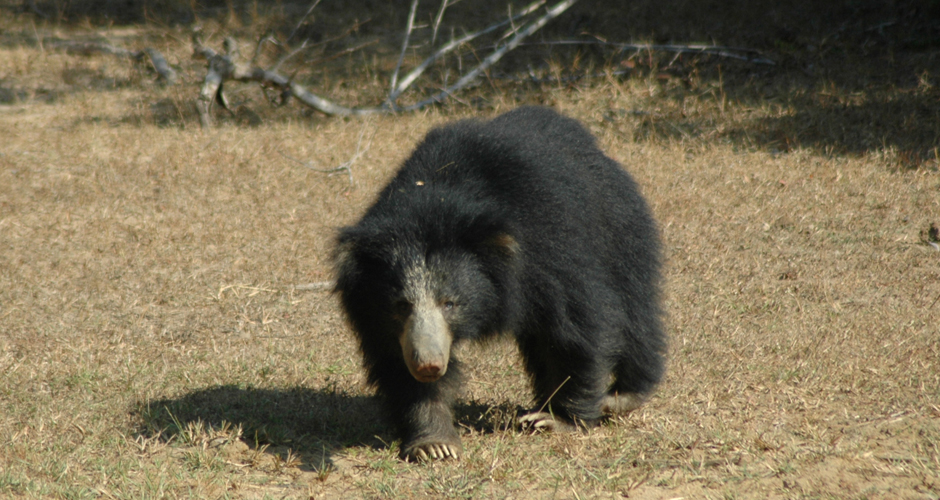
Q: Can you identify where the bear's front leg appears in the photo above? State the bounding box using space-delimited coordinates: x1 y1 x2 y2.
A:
375 358 464 462
400 398 462 461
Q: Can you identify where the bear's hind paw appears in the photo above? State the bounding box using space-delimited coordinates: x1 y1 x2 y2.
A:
517 412 576 433
600 392 646 415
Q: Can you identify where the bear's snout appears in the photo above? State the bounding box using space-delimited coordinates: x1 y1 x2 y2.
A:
401 302 453 383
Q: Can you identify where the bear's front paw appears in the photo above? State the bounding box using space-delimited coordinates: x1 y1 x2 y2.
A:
517 412 576 433
402 440 462 462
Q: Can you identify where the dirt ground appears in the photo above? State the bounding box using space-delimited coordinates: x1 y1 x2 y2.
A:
1 1 939 498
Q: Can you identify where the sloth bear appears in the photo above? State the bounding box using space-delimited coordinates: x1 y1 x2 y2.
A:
334 106 665 461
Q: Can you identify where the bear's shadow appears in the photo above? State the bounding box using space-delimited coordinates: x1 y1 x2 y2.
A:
135 385 523 470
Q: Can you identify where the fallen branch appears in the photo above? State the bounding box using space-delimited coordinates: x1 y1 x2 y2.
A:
193 31 380 125
51 40 178 83
192 0 579 123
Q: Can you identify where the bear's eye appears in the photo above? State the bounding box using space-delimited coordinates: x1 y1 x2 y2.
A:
442 300 456 310
393 300 413 318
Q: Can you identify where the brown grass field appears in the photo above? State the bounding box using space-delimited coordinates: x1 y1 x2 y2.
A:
1 1 939 498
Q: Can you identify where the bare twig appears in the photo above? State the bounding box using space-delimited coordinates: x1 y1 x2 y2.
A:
335 123 376 185
287 0 323 43
403 0 579 111
391 0 547 100
273 20 380 80
291 281 335 291
271 39 310 73
279 120 375 185
279 150 350 175
503 4 521 43
513 40 775 65
296 19 376 68
251 31 278 66
431 0 449 46
616 42 775 65
311 39 380 65
388 0 420 109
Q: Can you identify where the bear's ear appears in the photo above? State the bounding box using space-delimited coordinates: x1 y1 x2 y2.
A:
482 232 519 259
333 229 361 293
461 213 519 262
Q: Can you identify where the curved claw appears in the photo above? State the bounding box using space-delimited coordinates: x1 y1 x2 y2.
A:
405 442 461 462
517 412 575 433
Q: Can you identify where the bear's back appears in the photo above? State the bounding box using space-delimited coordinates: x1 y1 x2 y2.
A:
370 107 659 308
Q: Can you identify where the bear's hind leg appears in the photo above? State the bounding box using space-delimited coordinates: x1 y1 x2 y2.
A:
516 410 577 432
603 348 664 416
516 336 612 431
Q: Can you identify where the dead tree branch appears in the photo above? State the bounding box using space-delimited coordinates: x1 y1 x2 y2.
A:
52 40 177 83
287 0 323 43
388 0 420 109
401 0 578 111
390 0 547 103
193 31 381 126
431 0 449 46
192 0 578 123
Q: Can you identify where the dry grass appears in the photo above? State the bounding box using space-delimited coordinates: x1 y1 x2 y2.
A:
1 3 939 499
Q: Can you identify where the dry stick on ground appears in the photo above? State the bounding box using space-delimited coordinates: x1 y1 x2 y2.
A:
291 281 335 291
279 150 355 186
278 121 375 186
51 41 178 83
538 40 777 65
192 0 576 124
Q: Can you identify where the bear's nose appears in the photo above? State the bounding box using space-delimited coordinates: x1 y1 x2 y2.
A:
416 362 443 380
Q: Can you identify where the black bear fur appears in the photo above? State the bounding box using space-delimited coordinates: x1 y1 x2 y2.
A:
334 106 665 461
